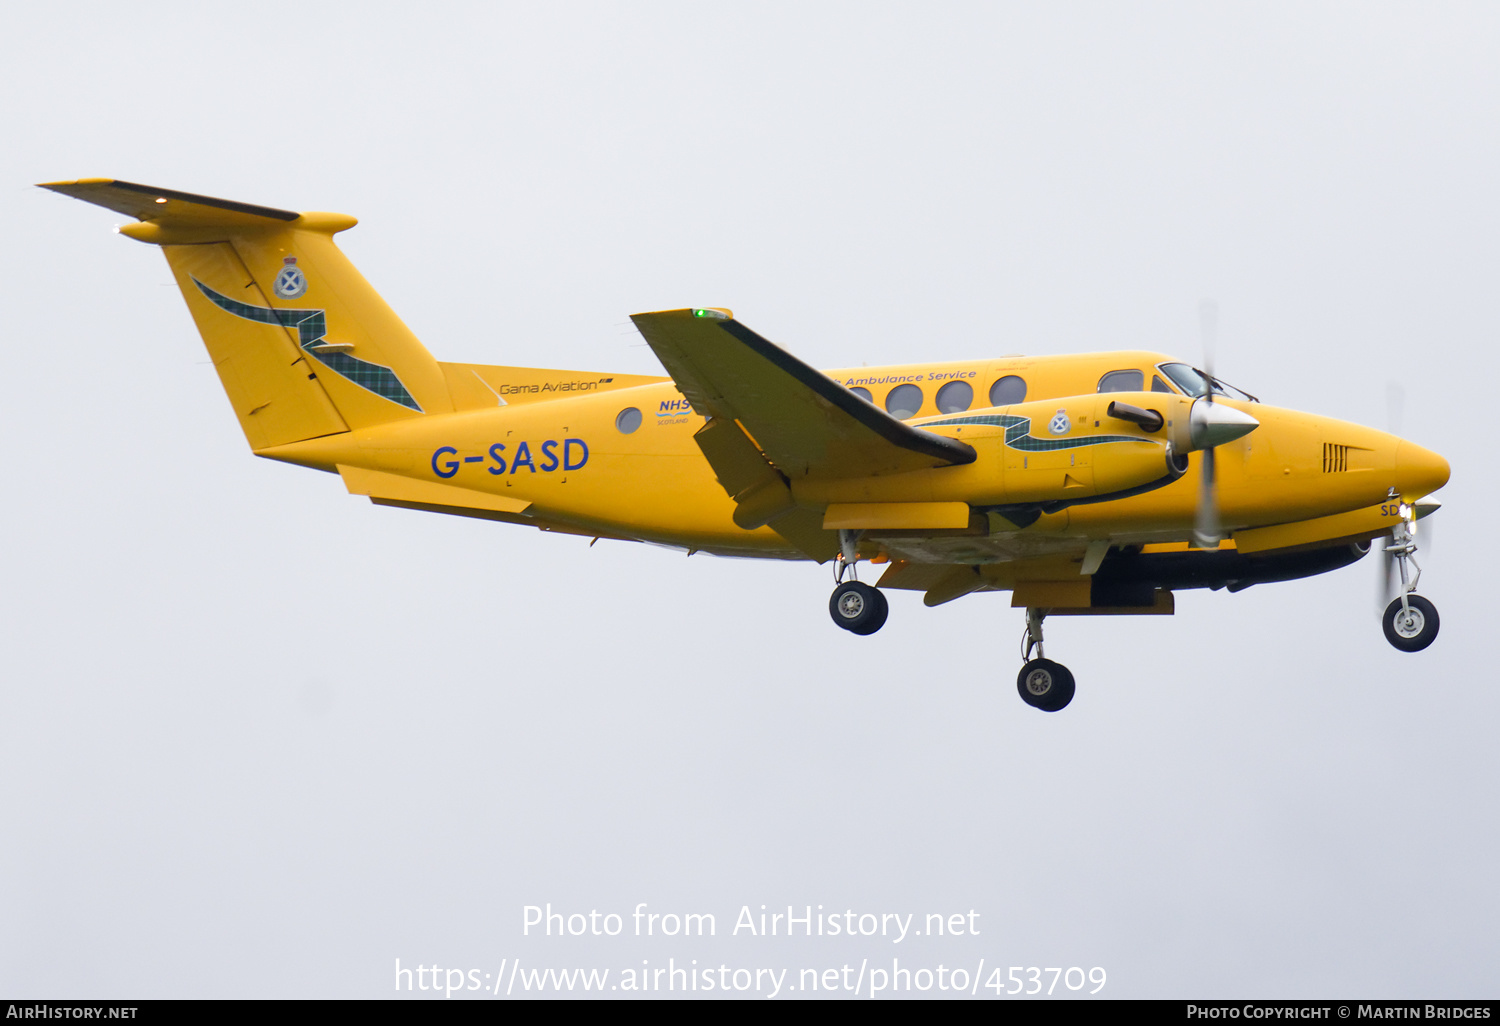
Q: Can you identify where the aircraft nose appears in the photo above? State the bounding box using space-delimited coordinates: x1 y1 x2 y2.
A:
1394 440 1450 499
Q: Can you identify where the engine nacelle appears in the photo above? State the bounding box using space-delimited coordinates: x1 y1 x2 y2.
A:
794 391 1198 512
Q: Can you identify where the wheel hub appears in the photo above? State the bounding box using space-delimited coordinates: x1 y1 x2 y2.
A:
1394 607 1425 638
1025 668 1054 697
837 593 865 619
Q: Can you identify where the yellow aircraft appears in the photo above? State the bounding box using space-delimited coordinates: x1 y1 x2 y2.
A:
42 179 1451 712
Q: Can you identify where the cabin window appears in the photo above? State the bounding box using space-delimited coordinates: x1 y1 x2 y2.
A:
988 375 1027 406
1097 369 1144 393
935 380 973 414
885 383 924 419
615 407 642 434
849 386 873 403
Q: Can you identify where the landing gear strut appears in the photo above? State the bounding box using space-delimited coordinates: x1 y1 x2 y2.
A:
1382 515 1439 652
828 529 888 635
1017 607 1075 712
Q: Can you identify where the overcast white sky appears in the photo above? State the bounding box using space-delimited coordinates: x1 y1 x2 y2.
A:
2 1 1497 1000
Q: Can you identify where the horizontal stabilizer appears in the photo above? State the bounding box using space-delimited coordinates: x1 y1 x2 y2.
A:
339 466 533 516
39 178 300 226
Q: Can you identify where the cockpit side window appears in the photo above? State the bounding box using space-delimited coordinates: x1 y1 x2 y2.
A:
1151 375 1173 393
1097 369 1144 393
1160 362 1212 398
1158 362 1259 402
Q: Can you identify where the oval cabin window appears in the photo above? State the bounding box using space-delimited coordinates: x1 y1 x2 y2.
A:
885 384 924 419
988 375 1027 406
935 380 973 414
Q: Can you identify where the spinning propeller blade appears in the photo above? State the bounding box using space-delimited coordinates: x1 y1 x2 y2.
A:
1375 379 1421 612
1195 445 1220 548
1379 540 1397 610
1386 381 1406 437
1193 300 1221 548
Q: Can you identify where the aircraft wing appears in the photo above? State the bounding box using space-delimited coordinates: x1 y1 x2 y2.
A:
629 309 976 479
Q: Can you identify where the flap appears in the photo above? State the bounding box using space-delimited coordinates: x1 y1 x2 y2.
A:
823 502 973 530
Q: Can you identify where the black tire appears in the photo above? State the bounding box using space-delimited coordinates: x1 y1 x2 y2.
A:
1382 594 1439 652
1016 658 1076 712
829 581 889 635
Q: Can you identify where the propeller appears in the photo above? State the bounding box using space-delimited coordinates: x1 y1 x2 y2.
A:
1377 515 1411 610
1383 503 1436 597
1386 381 1405 437
1379 535 1398 609
1193 300 1221 548
1379 381 1404 608
1166 300 1257 548
1376 381 1435 610
1184 301 1259 548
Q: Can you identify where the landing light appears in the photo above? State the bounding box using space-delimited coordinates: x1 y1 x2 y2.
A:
154 197 167 204
1399 503 1416 534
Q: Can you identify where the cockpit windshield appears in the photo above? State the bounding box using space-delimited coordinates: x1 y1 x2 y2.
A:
1158 362 1258 403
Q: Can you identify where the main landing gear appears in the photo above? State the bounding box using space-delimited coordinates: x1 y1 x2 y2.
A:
830 580 888 635
827 529 889 636
1382 517 1439 652
1018 607 1074 712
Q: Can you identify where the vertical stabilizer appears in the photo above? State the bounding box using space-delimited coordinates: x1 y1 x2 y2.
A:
40 179 454 450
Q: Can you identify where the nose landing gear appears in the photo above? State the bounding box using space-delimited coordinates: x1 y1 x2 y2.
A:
1382 516 1439 652
1017 607 1075 711
1383 594 1438 652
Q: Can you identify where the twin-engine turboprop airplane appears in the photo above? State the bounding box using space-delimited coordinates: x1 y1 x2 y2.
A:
43 179 1452 712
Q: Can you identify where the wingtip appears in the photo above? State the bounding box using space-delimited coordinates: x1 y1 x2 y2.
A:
630 307 734 321
37 177 113 189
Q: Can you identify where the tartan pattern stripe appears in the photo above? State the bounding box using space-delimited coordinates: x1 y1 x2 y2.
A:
922 413 1147 452
192 277 422 411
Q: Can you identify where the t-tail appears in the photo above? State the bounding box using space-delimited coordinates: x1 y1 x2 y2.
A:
40 178 455 450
